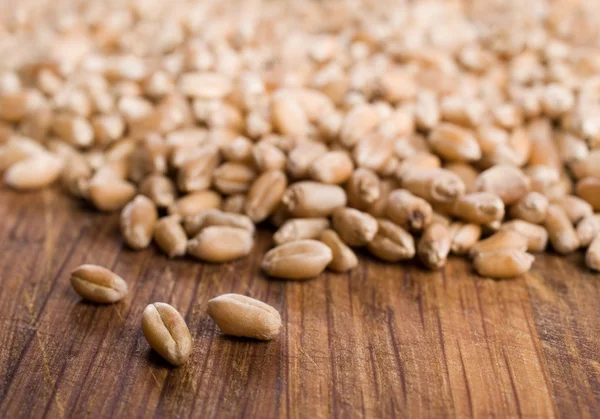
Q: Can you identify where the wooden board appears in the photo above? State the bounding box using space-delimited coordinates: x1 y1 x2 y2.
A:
0 187 599 418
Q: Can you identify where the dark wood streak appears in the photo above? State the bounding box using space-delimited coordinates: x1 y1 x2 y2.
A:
325 275 338 419
434 295 455 415
0 223 87 407
41 302 100 418
109 257 163 419
0 189 600 417
386 309 407 407
519 297 556 414
457 342 474 418
502 347 522 418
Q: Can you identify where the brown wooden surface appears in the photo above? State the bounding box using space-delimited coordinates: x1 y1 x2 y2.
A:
0 187 599 418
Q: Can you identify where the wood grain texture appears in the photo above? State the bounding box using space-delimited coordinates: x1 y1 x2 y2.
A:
0 187 599 418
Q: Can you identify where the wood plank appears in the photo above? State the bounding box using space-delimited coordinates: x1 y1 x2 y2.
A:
0 188 599 418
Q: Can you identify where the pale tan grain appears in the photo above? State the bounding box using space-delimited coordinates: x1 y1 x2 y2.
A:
432 212 452 227
469 230 529 259
484 128 531 167
449 222 482 255
245 170 287 222
52 113 94 148
170 144 213 170
0 90 42 122
70 264 128 303
166 128 208 150
20 105 53 142
445 163 479 193
557 131 588 165
4 152 63 191
393 134 430 160
89 89 115 115
205 101 244 131
246 110 273 139
105 138 137 163
545 204 580 254
453 192 505 224
339 104 380 148
402 168 466 205
353 134 395 174
212 162 256 195
428 123 481 162
187 226 253 263
550 195 593 224
385 189 432 232
183 209 255 237
493 103 523 129
376 155 399 178
367 178 399 218
473 250 535 279
274 218 329 246
0 71 20 95
88 179 137 212
272 93 309 138
260 134 297 154
317 110 343 142
417 223 452 269
178 72 232 99
142 302 192 366
168 190 222 217
367 219 415 262
570 150 600 180
576 214 600 248
476 124 509 156
541 83 574 117
526 165 561 196
440 95 485 127
309 151 353 185
527 118 561 169
396 153 442 181
91 159 131 183
509 192 548 224
221 136 254 163
261 239 333 280
143 70 175 98
507 128 532 166
177 144 220 192
295 88 334 122
128 135 169 182
286 142 329 179
84 151 107 172
222 194 246 214
376 68 416 103
120 195 158 250
585 235 600 271
252 142 286 172
0 136 46 171
139 174 177 208
415 91 440 131
207 294 282 340
576 177 600 211
346 168 381 210
92 114 125 146
476 165 530 205
154 215 187 258
332 207 378 247
319 229 358 273
61 152 92 198
501 220 549 253
283 181 347 217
